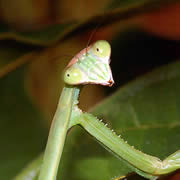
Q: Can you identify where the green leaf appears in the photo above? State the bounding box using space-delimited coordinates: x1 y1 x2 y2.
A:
59 61 180 180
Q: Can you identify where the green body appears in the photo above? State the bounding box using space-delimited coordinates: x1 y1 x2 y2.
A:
15 40 180 180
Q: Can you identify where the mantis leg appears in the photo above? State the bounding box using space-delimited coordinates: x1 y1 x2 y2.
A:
72 110 180 179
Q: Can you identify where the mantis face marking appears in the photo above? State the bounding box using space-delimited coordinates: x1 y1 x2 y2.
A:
64 40 114 86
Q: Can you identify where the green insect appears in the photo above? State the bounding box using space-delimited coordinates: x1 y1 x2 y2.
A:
16 40 180 180
64 40 114 86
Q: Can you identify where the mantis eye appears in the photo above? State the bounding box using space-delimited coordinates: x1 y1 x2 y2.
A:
64 67 85 85
92 40 111 59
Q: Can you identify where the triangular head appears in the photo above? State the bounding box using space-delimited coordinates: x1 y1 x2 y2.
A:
64 40 114 87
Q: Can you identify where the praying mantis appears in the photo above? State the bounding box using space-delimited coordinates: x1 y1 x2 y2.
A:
15 40 180 180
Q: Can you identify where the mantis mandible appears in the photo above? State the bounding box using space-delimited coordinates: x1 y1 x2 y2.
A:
15 40 180 180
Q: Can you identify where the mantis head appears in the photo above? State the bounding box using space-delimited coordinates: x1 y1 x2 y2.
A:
64 40 114 87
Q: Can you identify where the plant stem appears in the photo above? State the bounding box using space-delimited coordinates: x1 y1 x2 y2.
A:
38 86 80 180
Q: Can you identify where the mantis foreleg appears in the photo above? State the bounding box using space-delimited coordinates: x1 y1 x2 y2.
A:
71 108 180 179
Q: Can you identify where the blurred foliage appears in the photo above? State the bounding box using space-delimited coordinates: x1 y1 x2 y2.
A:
0 0 179 179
